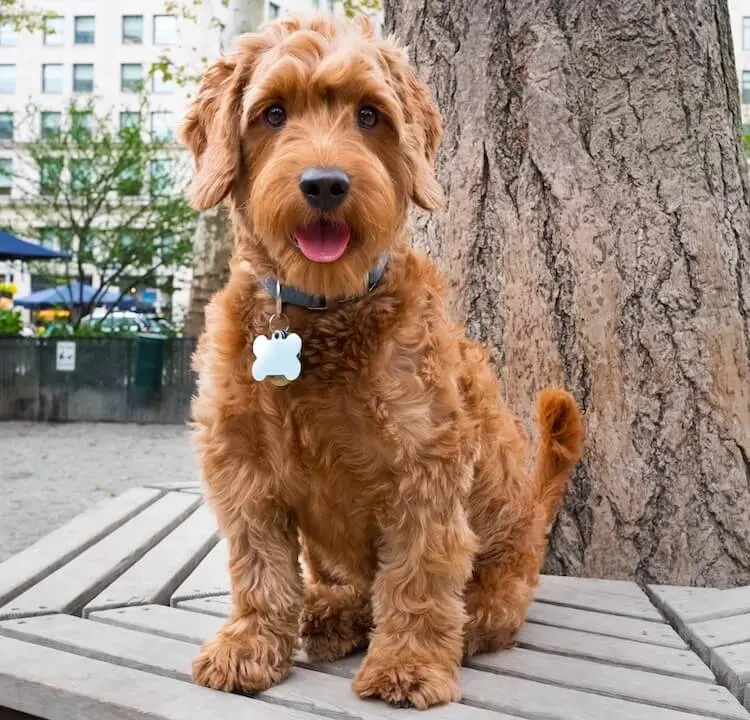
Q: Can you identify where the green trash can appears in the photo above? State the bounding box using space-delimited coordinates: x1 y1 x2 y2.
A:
133 334 165 404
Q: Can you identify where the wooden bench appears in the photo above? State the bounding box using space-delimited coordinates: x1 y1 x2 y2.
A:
1 483 748 719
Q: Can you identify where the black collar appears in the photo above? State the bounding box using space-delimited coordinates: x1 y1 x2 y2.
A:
261 253 389 310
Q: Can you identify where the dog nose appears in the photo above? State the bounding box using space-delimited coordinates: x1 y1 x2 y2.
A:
299 167 350 211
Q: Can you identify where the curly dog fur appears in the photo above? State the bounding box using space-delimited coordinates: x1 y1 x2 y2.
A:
182 14 584 709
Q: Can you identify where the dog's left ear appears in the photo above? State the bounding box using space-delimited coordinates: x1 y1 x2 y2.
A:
382 45 444 211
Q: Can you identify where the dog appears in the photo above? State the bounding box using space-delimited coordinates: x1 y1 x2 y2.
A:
181 14 584 709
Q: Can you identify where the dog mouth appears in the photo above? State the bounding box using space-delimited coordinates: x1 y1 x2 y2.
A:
294 219 351 263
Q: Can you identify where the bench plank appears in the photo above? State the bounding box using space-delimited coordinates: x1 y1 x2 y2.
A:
539 574 648 599
518 621 715 682
0 635 319 720
467 645 745 719
0 493 200 619
0 487 161 607
91 604 225 644
175 595 231 617
688 614 750 659
0 614 508 720
83 505 218 616
534 581 663 622
526 601 687 648
713 642 750 699
652 586 750 625
170 539 229 605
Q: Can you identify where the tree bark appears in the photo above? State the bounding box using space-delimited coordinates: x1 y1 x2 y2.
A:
385 0 750 586
184 0 265 338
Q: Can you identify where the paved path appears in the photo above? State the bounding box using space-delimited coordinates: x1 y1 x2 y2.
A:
0 422 198 561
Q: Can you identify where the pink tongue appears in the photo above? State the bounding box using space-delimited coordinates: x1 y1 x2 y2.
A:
295 221 351 263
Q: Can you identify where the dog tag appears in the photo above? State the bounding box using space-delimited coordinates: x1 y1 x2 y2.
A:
252 330 302 385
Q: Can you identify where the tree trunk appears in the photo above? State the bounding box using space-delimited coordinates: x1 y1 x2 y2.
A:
385 0 750 586
184 0 265 338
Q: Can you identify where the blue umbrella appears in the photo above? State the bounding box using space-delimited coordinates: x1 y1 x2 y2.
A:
0 230 71 261
14 282 136 309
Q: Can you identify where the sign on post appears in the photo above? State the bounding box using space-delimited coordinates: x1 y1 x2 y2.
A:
56 341 76 372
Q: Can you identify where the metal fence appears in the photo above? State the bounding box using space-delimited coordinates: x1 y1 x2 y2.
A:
0 336 197 424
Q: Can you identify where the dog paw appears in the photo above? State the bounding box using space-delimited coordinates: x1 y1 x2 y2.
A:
299 585 371 662
192 625 291 693
352 653 459 709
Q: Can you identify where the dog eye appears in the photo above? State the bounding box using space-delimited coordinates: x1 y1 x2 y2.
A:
263 104 287 129
357 105 379 130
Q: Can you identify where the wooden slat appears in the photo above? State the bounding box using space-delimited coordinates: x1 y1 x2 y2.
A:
651 585 750 624
175 595 231 617
540 574 648 599
90 604 225 644
526 601 687 648
0 614 508 720
713 642 750 699
83 506 218 616
518 621 715 682
467 645 746 719
170 539 229 605
0 487 161 607
687 614 750 661
144 482 202 491
304 652 722 720
534 579 663 621
0 493 200 619
0 635 317 720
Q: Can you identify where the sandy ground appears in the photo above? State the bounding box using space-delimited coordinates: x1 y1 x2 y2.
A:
0 422 199 562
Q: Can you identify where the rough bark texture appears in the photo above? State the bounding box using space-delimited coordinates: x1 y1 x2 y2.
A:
385 0 750 586
185 0 265 338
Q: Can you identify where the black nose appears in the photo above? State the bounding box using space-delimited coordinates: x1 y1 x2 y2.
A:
299 167 350 211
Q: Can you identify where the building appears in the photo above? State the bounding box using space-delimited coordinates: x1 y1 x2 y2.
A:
729 0 750 129
0 0 369 323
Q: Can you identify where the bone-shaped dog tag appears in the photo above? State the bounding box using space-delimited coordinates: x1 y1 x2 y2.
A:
252 330 302 385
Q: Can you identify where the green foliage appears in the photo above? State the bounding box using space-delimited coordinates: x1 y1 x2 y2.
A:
743 125 750 156
0 0 58 33
0 308 22 336
10 96 197 326
341 0 381 19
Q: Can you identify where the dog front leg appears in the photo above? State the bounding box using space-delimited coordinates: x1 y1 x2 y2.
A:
192 505 301 693
352 465 477 709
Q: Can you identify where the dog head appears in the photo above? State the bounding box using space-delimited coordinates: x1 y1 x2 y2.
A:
180 15 443 297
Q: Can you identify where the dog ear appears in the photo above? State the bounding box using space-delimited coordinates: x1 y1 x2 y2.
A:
180 56 243 210
382 46 444 211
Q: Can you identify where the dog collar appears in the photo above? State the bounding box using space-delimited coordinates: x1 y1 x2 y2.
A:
261 253 389 310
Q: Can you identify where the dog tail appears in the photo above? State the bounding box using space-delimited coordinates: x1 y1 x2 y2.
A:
533 388 584 527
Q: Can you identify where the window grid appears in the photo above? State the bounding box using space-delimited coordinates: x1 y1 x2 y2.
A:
74 16 95 44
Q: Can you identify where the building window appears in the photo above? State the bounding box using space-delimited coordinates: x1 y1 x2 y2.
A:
0 112 12 140
70 159 92 194
327 0 334 12
743 72 750 105
42 64 63 94
0 64 16 93
150 111 173 141
71 111 93 139
73 64 94 93
312 0 320 7
153 15 177 45
121 64 143 93
74 16 95 44
150 159 172 195
0 22 18 47
39 158 63 195
122 15 144 44
41 111 62 139
43 16 65 46
0 158 11 196
151 72 174 95
118 164 142 196
268 2 281 19
39 227 56 249
119 111 141 131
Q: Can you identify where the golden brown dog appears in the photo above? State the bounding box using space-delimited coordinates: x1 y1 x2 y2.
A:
182 14 584 709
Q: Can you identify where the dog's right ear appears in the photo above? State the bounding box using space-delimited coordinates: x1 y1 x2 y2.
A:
180 56 242 210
